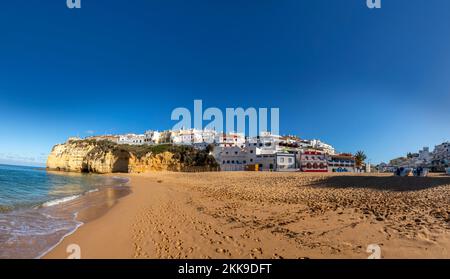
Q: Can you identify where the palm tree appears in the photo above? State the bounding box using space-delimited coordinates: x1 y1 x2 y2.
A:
354 151 367 168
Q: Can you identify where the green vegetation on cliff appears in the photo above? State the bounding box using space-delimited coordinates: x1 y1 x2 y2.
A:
73 139 219 169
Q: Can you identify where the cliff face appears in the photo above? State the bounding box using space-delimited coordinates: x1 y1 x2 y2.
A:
47 140 216 174
47 141 97 173
129 152 182 173
85 149 131 174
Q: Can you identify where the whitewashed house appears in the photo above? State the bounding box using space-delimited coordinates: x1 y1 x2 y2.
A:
118 134 146 145
433 142 450 161
144 130 161 145
432 142 450 171
201 129 217 144
255 154 277 171
406 147 434 167
171 129 201 145
309 139 336 155
214 146 248 171
216 132 246 148
276 152 298 171
327 154 356 173
246 132 281 154
171 129 218 148
300 150 328 172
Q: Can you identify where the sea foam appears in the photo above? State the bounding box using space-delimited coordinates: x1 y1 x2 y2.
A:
42 195 81 207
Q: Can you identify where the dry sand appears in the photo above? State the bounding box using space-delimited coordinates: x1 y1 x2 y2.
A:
44 172 450 259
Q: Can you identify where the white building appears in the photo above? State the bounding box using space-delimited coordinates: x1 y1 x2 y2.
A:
309 139 336 155
418 147 432 162
432 142 450 171
278 136 302 151
276 152 298 171
118 134 146 145
171 129 203 145
216 132 246 148
327 154 356 173
213 132 304 172
213 146 249 171
202 129 217 144
214 138 280 172
433 142 450 161
300 150 328 172
405 147 434 167
255 154 277 171
170 129 218 147
390 144 447 169
144 130 161 145
246 132 281 154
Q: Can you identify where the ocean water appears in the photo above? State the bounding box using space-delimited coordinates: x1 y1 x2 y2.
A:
0 164 129 259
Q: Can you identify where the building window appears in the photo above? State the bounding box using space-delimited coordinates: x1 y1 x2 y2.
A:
280 158 285 163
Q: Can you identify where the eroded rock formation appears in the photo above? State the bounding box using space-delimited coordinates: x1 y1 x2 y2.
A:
47 139 216 174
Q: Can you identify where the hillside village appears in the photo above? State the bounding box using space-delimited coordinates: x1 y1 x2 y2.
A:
379 142 450 172
70 129 367 173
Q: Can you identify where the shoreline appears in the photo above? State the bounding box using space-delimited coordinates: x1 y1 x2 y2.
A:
43 173 146 259
0 167 132 259
37 214 83 259
37 175 132 259
44 172 450 259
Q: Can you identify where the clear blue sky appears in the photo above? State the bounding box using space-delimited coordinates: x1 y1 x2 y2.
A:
1 0 449 166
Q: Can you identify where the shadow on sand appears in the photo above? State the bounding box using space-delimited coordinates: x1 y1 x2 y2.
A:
308 175 450 192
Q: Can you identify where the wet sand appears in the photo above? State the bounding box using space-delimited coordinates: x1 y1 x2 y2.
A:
44 172 450 259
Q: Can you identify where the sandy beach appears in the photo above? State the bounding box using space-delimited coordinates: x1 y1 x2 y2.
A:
44 172 450 259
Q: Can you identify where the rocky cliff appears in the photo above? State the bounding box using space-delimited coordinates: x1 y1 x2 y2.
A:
128 152 182 173
47 139 218 174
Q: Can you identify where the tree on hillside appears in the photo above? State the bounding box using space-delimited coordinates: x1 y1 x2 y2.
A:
354 151 367 168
